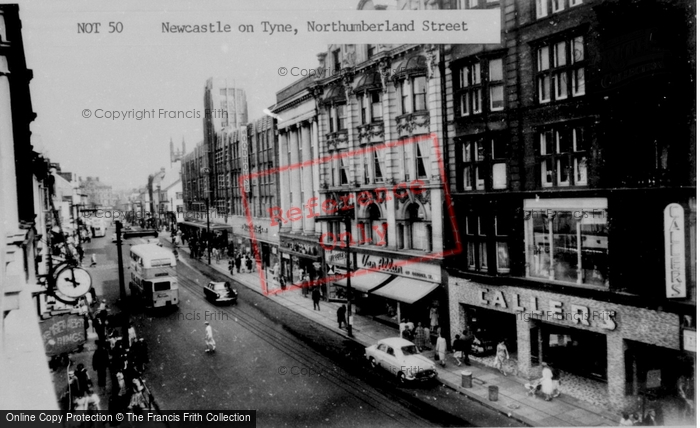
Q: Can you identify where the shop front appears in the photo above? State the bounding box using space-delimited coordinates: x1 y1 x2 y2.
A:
229 216 280 272
448 277 689 413
279 236 322 295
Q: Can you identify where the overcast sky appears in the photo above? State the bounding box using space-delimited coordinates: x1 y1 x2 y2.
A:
13 0 364 189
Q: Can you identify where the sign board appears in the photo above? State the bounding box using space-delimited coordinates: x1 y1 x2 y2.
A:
325 249 354 269
664 203 686 298
358 253 441 282
40 314 86 356
683 329 696 352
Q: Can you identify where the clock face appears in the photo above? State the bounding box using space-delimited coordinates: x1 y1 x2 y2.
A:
55 267 92 300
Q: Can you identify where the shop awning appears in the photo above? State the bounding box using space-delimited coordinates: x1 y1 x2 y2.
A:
333 270 394 293
178 220 232 232
371 277 439 304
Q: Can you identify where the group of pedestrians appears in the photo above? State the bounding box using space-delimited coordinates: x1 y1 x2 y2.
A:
228 252 254 274
400 320 433 351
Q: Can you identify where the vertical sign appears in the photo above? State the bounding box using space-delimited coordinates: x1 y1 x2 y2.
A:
664 203 686 298
241 126 250 193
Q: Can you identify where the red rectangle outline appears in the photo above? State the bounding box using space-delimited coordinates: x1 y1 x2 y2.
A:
239 133 462 296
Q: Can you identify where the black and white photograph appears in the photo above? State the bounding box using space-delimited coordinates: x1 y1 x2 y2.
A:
0 0 696 427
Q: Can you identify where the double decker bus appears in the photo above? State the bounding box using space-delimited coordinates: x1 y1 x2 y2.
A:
128 244 178 308
91 217 107 237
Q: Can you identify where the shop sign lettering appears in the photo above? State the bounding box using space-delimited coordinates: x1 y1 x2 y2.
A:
664 203 686 298
242 224 268 235
359 254 440 282
40 314 86 356
241 126 250 193
478 289 617 331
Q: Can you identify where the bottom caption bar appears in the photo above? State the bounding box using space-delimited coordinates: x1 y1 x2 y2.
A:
3 411 256 427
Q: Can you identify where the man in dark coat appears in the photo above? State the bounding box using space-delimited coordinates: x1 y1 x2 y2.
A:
311 287 321 311
337 305 347 329
460 328 474 366
75 363 92 397
235 255 242 273
92 341 110 388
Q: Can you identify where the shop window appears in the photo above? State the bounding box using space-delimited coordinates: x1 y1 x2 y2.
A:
461 135 508 191
524 199 609 286
539 125 588 187
536 36 585 104
536 0 584 19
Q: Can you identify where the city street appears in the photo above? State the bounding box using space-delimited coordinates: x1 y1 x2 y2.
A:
89 226 521 427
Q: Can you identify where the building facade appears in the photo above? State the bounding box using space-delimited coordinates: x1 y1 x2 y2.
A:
443 0 696 417
78 176 114 208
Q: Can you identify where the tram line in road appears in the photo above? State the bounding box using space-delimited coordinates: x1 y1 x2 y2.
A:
174 263 440 428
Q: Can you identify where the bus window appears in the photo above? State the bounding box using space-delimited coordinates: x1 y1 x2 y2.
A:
153 282 170 291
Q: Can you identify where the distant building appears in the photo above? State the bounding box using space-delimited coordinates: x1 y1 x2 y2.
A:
79 176 113 208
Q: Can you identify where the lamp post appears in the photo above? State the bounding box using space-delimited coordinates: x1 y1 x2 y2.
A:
206 196 211 265
316 212 353 337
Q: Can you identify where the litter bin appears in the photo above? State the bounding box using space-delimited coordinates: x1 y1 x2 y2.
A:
488 385 499 401
461 371 472 388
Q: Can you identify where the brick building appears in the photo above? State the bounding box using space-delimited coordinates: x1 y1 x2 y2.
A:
442 0 696 417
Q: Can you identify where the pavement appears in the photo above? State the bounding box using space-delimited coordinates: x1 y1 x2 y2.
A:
168 237 621 427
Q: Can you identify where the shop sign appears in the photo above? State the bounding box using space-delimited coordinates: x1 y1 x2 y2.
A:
664 203 686 298
683 329 696 352
241 125 250 193
477 288 617 331
359 254 440 282
40 313 86 356
325 249 354 269
242 223 269 235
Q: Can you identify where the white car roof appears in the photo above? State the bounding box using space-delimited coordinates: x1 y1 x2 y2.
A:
378 337 415 347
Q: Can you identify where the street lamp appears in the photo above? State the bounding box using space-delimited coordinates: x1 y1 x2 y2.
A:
316 213 354 337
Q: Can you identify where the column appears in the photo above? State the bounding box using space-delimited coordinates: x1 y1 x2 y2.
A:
311 118 322 235
607 335 627 411
516 317 533 378
430 188 443 252
289 125 303 233
301 122 315 234
278 130 290 232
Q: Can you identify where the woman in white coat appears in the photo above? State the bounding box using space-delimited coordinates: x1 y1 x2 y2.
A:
435 333 447 367
540 362 555 401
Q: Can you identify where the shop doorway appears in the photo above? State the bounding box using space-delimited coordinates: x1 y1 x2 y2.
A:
465 306 517 357
533 322 607 380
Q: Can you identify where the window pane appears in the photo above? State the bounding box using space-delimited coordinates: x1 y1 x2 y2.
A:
558 157 571 186
463 165 473 190
371 92 383 121
536 0 548 18
557 130 572 153
552 0 565 12
374 151 384 183
490 84 504 111
489 59 503 81
416 145 427 179
540 131 553 155
574 155 588 185
467 242 476 268
581 211 608 286
571 37 584 62
413 76 427 111
493 163 507 189
528 211 551 279
554 42 566 67
478 242 488 269
555 71 568 99
402 79 412 113
461 93 469 116
337 104 346 130
542 159 554 186
539 76 551 103
472 63 481 84
497 241 510 271
572 67 585 96
538 47 550 71
492 138 506 159
476 140 485 161
495 214 509 236
463 142 472 162
472 88 482 113
552 212 578 282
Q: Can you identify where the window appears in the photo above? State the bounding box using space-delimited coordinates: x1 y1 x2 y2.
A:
495 214 510 273
536 36 585 103
457 0 479 8
488 59 504 111
359 91 383 124
403 138 431 181
459 63 481 116
461 135 507 191
328 104 347 132
339 152 349 185
536 0 583 18
332 49 341 72
524 198 608 287
373 150 385 183
539 125 588 187
367 44 375 58
406 203 431 251
219 89 227 96
401 79 412 114
465 215 489 271
400 75 427 114
413 76 427 111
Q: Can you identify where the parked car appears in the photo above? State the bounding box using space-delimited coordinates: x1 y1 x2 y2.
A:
365 337 438 384
204 281 238 304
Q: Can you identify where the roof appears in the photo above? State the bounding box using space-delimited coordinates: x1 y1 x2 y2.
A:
377 337 416 347
159 164 181 190
129 243 174 259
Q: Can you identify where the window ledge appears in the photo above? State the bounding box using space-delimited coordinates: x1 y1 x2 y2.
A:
357 122 385 145
395 111 430 138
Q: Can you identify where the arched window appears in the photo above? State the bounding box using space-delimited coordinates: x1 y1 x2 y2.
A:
406 203 431 251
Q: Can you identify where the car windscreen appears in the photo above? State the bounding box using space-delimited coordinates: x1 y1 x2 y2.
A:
153 281 171 291
401 345 419 356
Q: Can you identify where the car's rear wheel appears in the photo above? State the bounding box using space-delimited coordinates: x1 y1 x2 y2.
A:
369 357 378 370
397 372 407 385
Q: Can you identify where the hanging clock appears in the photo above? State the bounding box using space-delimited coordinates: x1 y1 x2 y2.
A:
52 265 93 304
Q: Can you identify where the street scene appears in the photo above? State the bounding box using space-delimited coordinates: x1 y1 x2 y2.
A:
0 0 696 427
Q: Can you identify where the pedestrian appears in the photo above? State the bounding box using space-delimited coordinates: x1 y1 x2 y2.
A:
127 324 137 348
494 339 510 375
435 333 447 367
76 245 85 265
430 306 439 332
235 255 242 273
228 259 234 275
204 321 216 353
311 287 321 311
422 324 432 350
90 253 97 267
337 305 347 329
551 364 561 397
402 325 414 342
677 374 695 419
246 256 253 273
619 412 634 426
114 371 129 411
414 322 427 351
92 341 110 388
540 362 555 401
452 334 463 366
74 363 92 397
641 409 657 426
212 247 219 263
460 328 474 366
